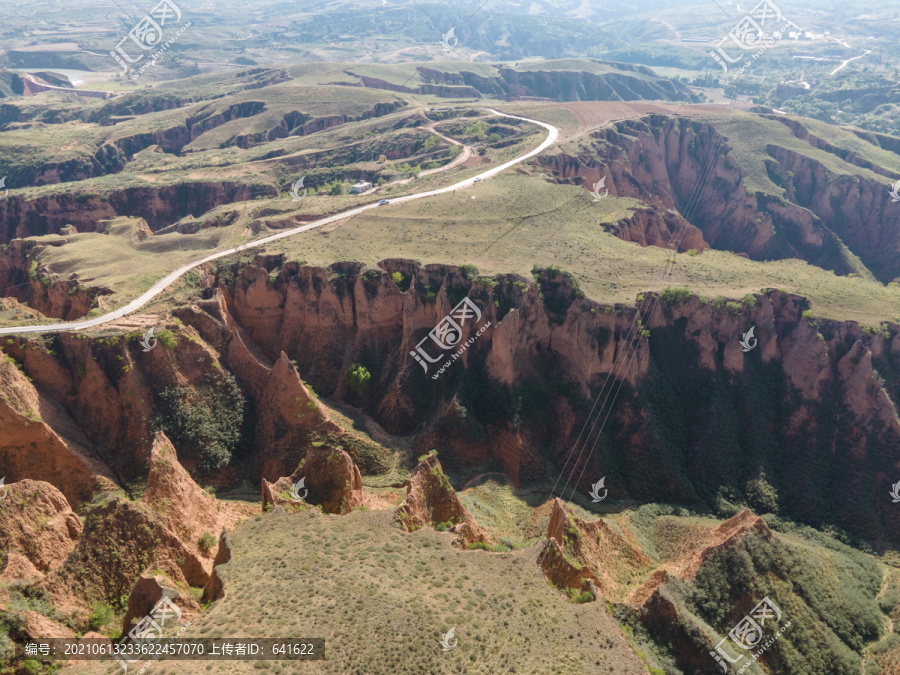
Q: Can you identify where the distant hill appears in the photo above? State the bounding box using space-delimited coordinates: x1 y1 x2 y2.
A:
0 70 23 98
346 59 694 102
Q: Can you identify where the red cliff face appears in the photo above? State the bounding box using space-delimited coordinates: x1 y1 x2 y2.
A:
144 432 239 574
219 259 900 542
0 239 111 320
539 498 651 600
1 258 899 545
0 182 263 242
0 479 82 575
540 115 900 283
0 351 117 507
395 453 489 547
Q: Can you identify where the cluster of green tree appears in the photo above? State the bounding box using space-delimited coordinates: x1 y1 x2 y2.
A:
392 162 421 177
845 104 900 137
152 372 249 472
595 45 710 70
688 73 719 87
723 79 766 99
463 120 488 141
316 178 352 196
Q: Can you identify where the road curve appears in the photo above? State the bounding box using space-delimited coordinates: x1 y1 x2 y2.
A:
0 109 559 336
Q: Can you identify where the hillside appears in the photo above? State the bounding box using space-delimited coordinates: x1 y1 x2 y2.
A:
1 16 900 674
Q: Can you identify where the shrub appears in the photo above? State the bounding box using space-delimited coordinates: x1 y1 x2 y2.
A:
573 591 595 603
88 601 114 630
344 363 371 397
870 633 900 656
660 287 692 304
877 581 900 614
464 121 487 139
417 449 438 463
458 264 478 281
157 330 177 349
687 249 698 256
745 472 779 513
391 271 404 285
726 301 742 315
198 532 216 553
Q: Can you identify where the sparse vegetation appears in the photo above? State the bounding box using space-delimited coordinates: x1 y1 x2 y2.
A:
660 286 691 304
198 532 217 553
458 264 478 281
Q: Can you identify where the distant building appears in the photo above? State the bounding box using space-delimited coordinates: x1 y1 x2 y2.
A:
351 181 372 194
377 154 387 163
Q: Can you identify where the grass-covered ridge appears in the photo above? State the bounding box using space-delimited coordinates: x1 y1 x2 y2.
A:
83 508 648 675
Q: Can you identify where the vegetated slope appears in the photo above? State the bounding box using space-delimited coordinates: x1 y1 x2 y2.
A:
527 498 893 674
46 506 648 675
0 258 898 674
541 111 900 284
613 507 889 674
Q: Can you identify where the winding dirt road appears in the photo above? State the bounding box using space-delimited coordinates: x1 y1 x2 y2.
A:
0 109 558 336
